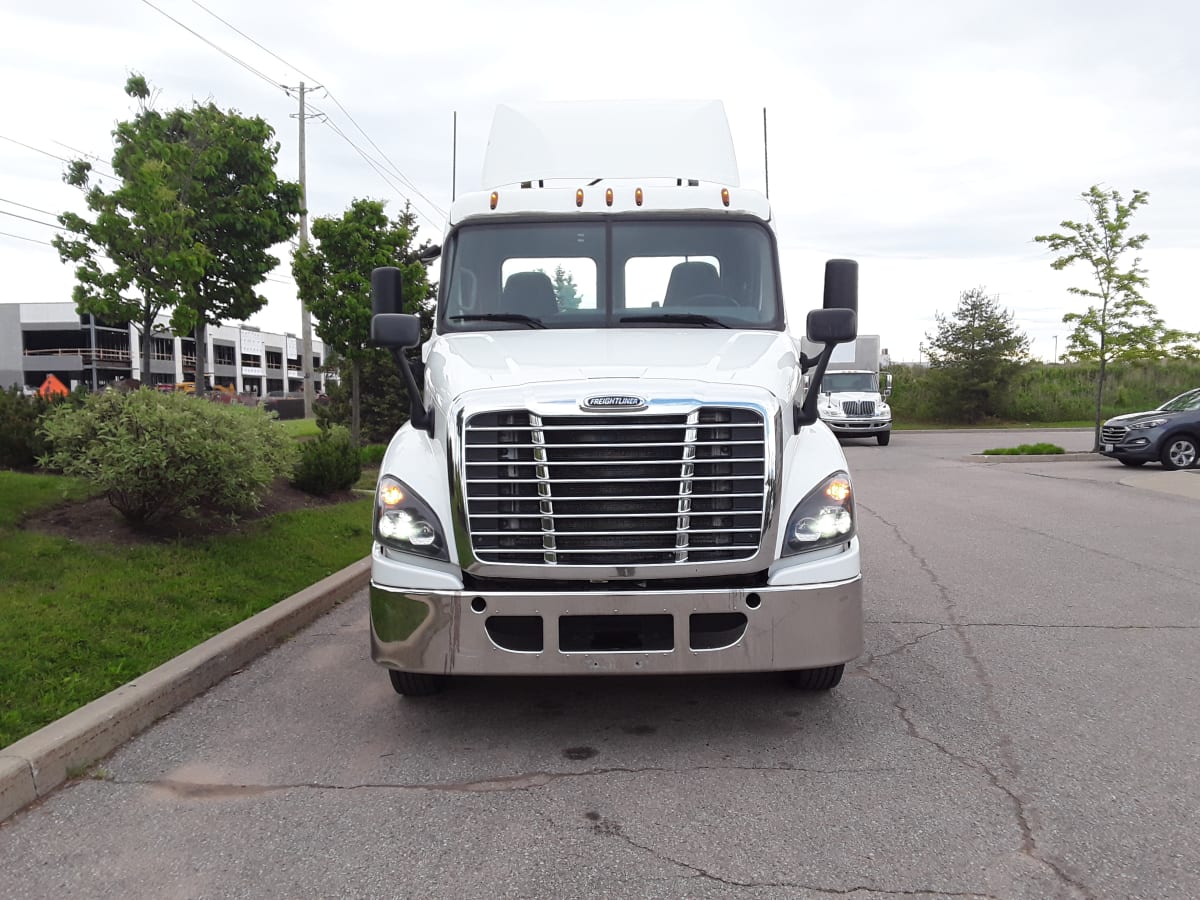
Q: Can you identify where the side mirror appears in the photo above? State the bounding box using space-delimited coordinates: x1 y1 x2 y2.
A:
806 307 857 345
882 372 893 398
795 306 858 432
371 266 404 316
371 313 421 349
822 259 858 313
370 266 432 433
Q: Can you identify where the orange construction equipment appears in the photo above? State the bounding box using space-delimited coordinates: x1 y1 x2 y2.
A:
38 374 69 398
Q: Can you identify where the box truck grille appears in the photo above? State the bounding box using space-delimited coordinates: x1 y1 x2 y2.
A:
464 408 767 565
841 400 875 417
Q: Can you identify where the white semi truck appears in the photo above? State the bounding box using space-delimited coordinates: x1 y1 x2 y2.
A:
801 334 893 445
367 101 863 695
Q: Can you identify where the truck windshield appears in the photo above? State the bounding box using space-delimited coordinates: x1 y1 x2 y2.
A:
440 219 783 332
822 373 878 392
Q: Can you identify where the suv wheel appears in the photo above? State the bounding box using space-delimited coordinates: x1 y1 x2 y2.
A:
1160 435 1199 470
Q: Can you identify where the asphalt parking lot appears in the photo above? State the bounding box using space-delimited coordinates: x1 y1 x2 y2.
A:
2 430 1198 899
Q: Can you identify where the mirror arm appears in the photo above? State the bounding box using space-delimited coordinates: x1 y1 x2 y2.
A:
390 347 433 436
795 343 838 431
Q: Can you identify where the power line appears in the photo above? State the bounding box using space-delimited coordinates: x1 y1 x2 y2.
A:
311 109 445 232
0 197 61 218
190 0 322 86
0 134 116 178
0 229 54 247
186 2 446 226
136 0 288 95
0 209 67 230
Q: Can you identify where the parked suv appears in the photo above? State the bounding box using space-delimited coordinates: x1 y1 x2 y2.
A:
1100 388 1200 469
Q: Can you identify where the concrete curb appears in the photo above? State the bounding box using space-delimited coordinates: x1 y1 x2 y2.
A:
0 556 370 824
961 451 1100 463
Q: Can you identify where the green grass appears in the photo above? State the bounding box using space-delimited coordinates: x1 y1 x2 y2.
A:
277 418 321 439
981 442 1066 455
0 470 371 748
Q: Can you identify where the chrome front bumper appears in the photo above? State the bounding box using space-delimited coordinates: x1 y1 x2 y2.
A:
370 577 863 676
824 418 891 435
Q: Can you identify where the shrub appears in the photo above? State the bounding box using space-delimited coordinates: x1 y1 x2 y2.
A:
360 443 388 466
39 389 298 524
0 386 49 469
291 425 362 496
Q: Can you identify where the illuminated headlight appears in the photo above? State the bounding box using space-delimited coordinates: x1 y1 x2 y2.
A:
783 472 855 556
877 402 891 415
1130 418 1167 430
375 475 449 560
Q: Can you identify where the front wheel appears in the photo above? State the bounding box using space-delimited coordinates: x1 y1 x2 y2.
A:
1118 459 1147 468
388 669 447 697
785 664 844 691
1160 435 1199 470
877 431 891 446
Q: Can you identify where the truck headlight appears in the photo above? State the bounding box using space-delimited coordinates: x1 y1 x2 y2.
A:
375 475 449 560
820 403 844 418
783 472 855 556
1130 418 1167 430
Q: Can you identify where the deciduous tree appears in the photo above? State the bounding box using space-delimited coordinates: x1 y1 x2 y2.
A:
53 75 301 389
1034 185 1198 448
292 199 432 444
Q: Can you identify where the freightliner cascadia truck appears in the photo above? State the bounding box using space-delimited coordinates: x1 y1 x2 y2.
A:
367 100 862 696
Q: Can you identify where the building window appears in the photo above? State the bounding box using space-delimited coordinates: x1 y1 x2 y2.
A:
242 352 262 368
213 345 235 366
265 350 283 369
152 337 174 361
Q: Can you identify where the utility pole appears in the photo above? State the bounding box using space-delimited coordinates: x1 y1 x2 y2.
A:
298 81 316 419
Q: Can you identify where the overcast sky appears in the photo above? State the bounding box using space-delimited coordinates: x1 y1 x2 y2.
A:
2 0 1197 362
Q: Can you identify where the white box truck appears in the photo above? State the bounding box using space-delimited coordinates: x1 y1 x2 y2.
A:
801 334 893 445
367 100 863 695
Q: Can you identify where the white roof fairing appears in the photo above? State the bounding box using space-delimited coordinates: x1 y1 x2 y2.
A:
481 100 742 189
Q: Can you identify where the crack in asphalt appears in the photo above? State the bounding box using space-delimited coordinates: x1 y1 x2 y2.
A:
867 619 1200 631
130 764 901 799
590 814 997 898
859 504 1093 900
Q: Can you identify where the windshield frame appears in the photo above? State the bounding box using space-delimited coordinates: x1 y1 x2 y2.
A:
436 213 785 334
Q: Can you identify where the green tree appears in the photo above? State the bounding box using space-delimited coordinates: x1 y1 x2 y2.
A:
552 264 583 309
53 75 301 388
1034 185 1198 448
924 287 1030 424
292 199 432 445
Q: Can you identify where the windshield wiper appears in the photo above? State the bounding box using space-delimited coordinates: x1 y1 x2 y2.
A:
618 313 729 329
449 314 546 329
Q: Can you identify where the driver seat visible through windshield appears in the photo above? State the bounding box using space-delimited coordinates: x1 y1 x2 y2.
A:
501 271 559 319
663 261 729 307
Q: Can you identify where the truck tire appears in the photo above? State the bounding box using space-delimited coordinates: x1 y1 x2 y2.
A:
1160 435 1198 470
785 664 844 690
877 431 891 446
388 669 447 697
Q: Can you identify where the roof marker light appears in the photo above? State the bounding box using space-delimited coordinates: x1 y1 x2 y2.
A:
721 188 731 207
635 187 644 206
489 191 499 210
605 188 614 207
576 188 584 207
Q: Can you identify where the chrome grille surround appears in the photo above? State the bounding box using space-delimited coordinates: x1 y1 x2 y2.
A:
452 389 780 579
1101 424 1129 444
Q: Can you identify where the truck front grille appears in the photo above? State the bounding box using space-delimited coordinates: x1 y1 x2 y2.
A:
841 400 875 417
1101 424 1128 444
464 408 767 566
